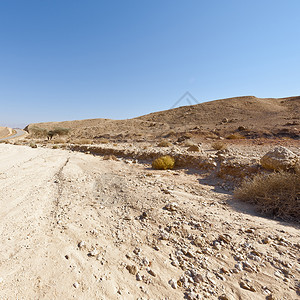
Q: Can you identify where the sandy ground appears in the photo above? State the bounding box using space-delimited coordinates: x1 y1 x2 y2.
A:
0 144 299 300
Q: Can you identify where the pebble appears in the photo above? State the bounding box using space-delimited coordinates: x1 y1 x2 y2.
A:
219 295 230 300
126 264 138 275
240 281 256 292
142 257 149 266
147 269 156 277
168 279 178 289
78 241 86 249
133 247 141 255
136 273 142 281
185 291 198 300
160 231 170 240
88 249 99 257
164 202 178 212
73 282 79 288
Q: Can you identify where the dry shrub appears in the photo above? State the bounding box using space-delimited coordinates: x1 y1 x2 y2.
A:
52 145 58 149
212 141 227 150
152 155 175 170
30 126 48 138
96 138 109 144
72 139 92 145
234 171 300 221
53 138 66 144
103 154 118 161
187 145 200 152
165 130 176 137
184 140 196 147
226 133 246 139
30 142 37 148
157 141 172 147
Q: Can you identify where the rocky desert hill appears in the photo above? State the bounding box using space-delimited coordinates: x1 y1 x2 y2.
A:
1 95 300 299
25 96 300 141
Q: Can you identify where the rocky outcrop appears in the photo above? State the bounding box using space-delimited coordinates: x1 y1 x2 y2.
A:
260 146 299 171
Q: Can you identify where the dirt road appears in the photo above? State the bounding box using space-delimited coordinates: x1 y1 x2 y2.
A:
0 144 299 299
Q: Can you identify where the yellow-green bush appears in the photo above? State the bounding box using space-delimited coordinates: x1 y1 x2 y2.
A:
152 155 175 170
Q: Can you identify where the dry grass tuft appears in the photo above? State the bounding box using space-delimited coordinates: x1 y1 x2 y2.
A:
72 139 93 145
157 141 172 147
152 155 175 170
30 142 37 148
212 141 227 150
103 154 118 161
234 171 300 221
97 138 110 144
226 133 246 139
53 138 66 144
187 144 200 152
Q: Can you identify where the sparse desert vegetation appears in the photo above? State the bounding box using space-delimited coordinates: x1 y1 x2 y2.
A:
212 141 227 150
152 155 175 170
234 171 300 220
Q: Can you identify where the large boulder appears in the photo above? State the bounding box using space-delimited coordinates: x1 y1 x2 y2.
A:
260 146 299 171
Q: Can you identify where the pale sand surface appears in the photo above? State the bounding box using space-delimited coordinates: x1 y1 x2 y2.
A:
0 143 299 299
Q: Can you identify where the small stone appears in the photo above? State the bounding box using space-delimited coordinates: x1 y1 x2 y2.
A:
220 267 229 274
73 282 79 288
262 237 271 244
193 273 204 283
142 257 149 266
218 234 231 244
240 281 256 292
193 236 206 247
164 202 178 212
168 279 177 289
160 231 169 240
88 249 99 257
148 269 156 277
78 241 86 249
126 264 138 275
133 247 141 255
185 291 198 300
136 273 142 281
219 295 230 300
245 228 255 234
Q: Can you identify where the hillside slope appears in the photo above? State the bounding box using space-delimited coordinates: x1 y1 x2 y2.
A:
25 96 300 140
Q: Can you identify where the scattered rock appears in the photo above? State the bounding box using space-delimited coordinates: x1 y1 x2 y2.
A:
73 282 79 288
126 264 138 275
78 241 86 249
164 202 178 212
187 145 200 152
240 281 256 292
168 279 178 289
260 146 299 171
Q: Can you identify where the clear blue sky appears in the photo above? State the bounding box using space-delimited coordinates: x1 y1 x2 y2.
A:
1 0 300 127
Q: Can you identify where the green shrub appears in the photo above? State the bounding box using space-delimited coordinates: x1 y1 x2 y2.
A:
30 127 48 138
234 171 300 221
152 155 175 170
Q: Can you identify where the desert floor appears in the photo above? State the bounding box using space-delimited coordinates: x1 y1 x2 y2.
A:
0 143 299 300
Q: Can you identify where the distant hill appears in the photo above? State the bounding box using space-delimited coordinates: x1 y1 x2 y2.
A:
25 96 300 140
